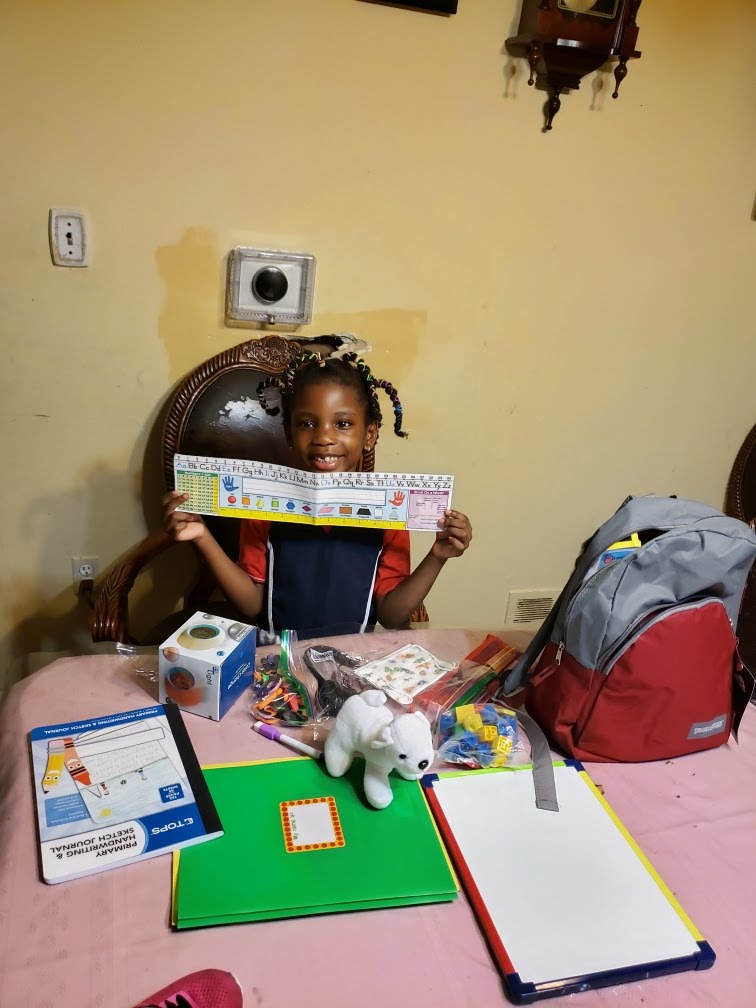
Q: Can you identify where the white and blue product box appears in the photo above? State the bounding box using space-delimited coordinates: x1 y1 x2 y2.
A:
159 612 257 721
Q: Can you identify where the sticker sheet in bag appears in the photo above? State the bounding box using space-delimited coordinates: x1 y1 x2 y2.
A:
355 644 459 705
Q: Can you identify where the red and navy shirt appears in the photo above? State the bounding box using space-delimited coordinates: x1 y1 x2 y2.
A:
238 520 410 638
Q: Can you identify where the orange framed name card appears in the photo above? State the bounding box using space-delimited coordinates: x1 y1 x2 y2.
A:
280 796 345 853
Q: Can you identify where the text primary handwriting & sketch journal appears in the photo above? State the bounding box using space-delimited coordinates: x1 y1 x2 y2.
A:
30 704 222 883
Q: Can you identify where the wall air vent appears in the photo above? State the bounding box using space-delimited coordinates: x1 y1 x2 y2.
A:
505 590 559 627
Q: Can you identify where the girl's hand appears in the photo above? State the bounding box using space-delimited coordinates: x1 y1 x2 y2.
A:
162 490 207 542
432 509 472 561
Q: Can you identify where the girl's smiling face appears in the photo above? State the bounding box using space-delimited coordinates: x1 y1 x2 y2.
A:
287 380 377 473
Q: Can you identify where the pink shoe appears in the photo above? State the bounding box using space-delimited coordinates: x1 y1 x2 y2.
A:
134 969 243 1008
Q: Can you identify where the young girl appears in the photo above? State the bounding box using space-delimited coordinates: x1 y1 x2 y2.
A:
162 352 472 638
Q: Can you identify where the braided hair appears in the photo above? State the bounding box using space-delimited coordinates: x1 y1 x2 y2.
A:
256 351 408 440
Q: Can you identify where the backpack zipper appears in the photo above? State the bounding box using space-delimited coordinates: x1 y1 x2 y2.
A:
557 561 624 664
560 563 615 640
560 520 725 642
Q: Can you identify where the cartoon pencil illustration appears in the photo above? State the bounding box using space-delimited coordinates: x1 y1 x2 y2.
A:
63 737 92 786
41 740 66 792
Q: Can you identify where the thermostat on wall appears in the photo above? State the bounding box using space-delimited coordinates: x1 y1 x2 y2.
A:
226 246 316 326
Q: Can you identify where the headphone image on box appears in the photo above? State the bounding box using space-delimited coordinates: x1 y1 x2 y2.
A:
227 622 250 642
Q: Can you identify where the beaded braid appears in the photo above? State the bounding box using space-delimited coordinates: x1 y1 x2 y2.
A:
256 351 408 439
256 352 323 417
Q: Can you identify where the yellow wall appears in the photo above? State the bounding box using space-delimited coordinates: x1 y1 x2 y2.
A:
3 0 755 692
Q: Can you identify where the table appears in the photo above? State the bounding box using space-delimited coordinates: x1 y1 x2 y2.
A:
1 627 755 1008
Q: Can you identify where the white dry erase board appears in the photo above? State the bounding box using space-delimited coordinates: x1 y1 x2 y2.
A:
422 763 714 1003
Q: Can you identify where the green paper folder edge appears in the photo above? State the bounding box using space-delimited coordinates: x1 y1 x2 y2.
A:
173 757 457 929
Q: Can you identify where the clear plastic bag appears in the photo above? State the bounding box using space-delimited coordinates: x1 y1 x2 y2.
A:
412 635 522 731
249 630 313 727
350 643 459 705
436 701 521 769
110 642 160 682
249 629 369 727
299 643 367 717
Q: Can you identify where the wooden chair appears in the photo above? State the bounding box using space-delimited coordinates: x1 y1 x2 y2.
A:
725 421 756 677
92 334 425 644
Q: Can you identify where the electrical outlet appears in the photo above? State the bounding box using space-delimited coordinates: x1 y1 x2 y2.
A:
72 556 99 590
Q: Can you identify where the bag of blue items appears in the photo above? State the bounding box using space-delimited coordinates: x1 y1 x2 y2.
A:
437 702 520 769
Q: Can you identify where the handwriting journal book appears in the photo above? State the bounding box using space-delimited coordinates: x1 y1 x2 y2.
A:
173 757 457 929
29 704 222 884
422 763 714 1003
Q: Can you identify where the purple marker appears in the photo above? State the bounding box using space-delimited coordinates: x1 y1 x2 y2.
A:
252 721 322 760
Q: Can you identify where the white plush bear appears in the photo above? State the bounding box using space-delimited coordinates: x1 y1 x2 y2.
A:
324 689 434 809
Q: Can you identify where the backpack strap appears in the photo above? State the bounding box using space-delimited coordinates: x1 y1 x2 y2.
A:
501 585 568 695
516 709 560 812
500 495 635 695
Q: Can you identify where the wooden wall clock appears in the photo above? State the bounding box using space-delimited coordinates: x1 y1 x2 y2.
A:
506 0 641 131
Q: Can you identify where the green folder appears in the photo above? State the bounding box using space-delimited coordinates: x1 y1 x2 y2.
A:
173 758 457 929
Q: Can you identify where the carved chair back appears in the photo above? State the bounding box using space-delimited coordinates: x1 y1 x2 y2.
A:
163 334 376 602
91 334 428 644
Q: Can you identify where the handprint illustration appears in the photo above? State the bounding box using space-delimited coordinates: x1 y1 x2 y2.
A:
388 490 406 506
222 476 239 494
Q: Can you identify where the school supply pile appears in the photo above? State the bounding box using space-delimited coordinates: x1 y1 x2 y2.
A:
418 634 521 713
343 635 519 711
250 632 498 732
172 757 457 928
29 704 222 883
503 495 756 762
423 762 715 1002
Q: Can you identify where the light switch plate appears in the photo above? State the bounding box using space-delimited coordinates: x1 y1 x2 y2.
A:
49 208 88 267
226 246 316 326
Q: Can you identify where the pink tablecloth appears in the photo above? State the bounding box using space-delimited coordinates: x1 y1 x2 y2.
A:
1 628 755 1008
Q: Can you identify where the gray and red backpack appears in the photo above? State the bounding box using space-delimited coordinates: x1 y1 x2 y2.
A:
503 495 756 762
